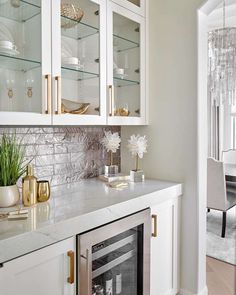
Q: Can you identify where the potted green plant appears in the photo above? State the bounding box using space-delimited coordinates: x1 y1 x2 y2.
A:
0 133 27 207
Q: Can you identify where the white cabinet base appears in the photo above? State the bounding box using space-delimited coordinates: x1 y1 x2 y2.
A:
0 237 76 295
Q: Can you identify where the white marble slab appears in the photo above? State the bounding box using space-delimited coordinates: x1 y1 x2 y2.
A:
0 179 182 264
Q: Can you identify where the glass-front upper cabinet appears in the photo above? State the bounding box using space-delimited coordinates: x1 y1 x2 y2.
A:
107 2 146 125
0 0 52 125
111 0 145 16
52 0 106 125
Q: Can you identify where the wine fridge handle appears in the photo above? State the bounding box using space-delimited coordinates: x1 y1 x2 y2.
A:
80 249 92 295
67 250 75 284
152 214 158 237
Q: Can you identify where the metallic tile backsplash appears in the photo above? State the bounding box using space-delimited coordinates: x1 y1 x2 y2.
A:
0 127 120 187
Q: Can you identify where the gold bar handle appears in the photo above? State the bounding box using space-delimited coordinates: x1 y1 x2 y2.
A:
45 74 51 114
109 85 114 116
55 76 61 115
67 250 75 284
152 214 158 237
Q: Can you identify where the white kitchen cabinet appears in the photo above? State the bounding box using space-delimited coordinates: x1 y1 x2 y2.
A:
0 237 76 295
151 198 180 295
107 1 147 125
51 0 107 126
111 0 146 17
0 0 148 126
0 0 52 125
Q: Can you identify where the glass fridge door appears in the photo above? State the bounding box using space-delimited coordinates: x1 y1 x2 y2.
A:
78 209 151 295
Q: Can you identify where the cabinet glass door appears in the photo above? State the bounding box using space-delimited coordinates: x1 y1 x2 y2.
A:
52 0 106 125
0 0 51 125
107 2 146 125
79 210 151 295
110 0 145 17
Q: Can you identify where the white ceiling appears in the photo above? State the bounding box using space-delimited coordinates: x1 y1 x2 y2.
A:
208 0 236 30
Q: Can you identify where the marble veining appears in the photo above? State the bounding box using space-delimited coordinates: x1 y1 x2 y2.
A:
0 127 120 186
0 179 182 264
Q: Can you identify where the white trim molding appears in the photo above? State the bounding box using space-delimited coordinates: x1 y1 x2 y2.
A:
179 286 208 295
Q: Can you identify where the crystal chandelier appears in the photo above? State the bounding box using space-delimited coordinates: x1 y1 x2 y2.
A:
208 1 236 106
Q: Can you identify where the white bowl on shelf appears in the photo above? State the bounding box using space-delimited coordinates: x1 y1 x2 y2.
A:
62 56 79 65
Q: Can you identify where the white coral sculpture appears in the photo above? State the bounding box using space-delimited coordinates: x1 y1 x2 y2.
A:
127 134 147 171
101 131 121 165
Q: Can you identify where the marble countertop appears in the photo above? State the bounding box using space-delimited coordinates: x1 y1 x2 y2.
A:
0 178 182 264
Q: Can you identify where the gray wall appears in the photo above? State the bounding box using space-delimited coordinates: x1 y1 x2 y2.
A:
121 0 207 294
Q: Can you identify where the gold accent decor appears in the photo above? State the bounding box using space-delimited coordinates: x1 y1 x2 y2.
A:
37 180 50 202
22 165 38 207
67 250 75 284
45 74 51 114
61 99 90 114
152 214 158 237
114 108 130 116
61 2 84 29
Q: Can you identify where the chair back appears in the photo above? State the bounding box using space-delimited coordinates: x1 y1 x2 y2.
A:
222 149 236 164
207 158 227 211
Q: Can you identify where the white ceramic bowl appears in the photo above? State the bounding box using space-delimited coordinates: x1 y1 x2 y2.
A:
62 56 79 65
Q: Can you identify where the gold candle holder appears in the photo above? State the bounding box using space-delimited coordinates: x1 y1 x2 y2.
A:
37 180 50 202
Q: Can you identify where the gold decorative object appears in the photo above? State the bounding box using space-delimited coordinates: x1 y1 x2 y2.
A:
61 1 84 29
61 99 90 114
37 180 50 202
22 165 38 207
114 108 130 116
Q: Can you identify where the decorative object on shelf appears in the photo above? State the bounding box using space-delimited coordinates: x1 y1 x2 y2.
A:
61 99 90 114
0 23 19 56
127 134 147 182
22 165 38 207
37 180 50 202
6 77 15 99
0 134 28 208
101 131 121 177
25 74 34 98
208 0 236 106
10 0 20 8
114 107 130 117
61 0 84 29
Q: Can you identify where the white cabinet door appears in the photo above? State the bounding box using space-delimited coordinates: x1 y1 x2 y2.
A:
0 237 76 295
0 0 52 125
151 198 180 295
107 1 147 126
51 0 107 126
110 0 146 17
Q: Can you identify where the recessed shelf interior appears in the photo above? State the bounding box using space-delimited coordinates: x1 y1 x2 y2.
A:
114 76 139 87
0 0 41 23
61 16 99 40
62 66 99 81
113 34 139 52
0 54 41 72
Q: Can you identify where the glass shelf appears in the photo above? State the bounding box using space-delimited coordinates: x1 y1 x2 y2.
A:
113 34 139 52
0 54 41 71
0 0 41 23
61 16 99 40
62 66 99 81
114 76 139 87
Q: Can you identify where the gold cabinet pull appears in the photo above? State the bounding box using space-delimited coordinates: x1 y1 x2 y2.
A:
45 74 51 114
55 76 61 115
109 85 114 116
67 250 75 284
152 214 158 237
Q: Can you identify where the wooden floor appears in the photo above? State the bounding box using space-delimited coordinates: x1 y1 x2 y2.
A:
207 256 236 295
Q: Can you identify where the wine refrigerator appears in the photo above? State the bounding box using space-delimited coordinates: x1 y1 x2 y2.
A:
77 209 151 295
